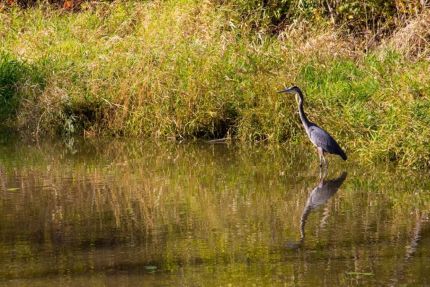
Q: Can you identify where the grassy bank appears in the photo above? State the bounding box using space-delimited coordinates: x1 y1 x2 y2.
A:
0 1 430 167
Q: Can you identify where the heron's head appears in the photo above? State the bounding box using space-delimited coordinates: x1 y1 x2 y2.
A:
277 85 301 95
278 85 303 103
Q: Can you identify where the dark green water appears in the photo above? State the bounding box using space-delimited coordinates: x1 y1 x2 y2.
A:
0 139 429 286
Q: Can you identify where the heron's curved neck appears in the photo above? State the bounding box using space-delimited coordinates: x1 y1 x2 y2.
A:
296 91 311 132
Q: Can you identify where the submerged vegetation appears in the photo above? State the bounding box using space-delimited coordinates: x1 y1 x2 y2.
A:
0 0 429 166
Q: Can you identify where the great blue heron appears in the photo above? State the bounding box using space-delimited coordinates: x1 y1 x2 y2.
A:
278 86 347 167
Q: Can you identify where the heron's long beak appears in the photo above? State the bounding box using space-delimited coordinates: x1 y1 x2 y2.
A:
277 87 293 94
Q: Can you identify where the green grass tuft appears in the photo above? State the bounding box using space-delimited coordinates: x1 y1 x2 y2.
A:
0 52 46 124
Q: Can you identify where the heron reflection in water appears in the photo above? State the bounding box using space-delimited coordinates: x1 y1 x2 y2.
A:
287 171 347 249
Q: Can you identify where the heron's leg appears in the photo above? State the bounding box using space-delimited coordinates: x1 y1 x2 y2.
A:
322 162 328 178
323 153 328 168
323 156 328 176
317 147 324 168
320 150 328 178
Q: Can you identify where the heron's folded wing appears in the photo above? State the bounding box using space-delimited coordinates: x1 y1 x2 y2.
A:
309 125 345 157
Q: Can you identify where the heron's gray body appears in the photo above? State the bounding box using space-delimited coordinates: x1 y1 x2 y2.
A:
308 125 347 160
278 86 347 165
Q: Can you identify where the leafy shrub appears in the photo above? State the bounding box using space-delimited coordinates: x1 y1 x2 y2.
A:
0 53 45 124
217 0 427 35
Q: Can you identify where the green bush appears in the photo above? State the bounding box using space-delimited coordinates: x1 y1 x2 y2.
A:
218 0 426 34
0 53 45 124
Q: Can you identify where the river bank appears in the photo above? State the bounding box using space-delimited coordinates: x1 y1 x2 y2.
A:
0 1 429 167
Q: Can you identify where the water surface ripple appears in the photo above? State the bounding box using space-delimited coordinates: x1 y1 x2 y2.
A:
0 140 428 286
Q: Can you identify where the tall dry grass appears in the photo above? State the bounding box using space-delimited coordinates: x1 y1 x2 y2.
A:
0 1 429 166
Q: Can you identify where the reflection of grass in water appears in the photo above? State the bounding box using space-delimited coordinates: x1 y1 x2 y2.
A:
0 140 428 282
